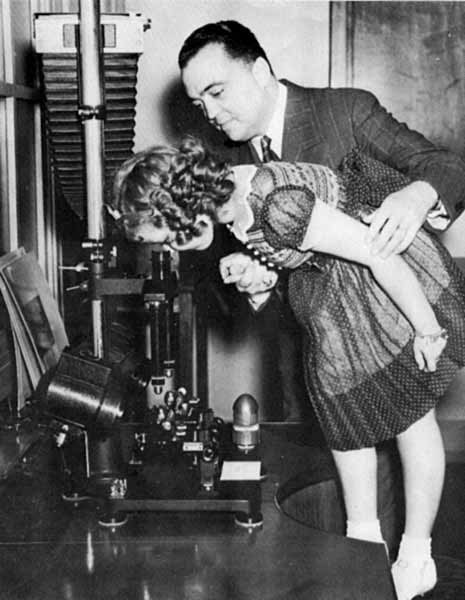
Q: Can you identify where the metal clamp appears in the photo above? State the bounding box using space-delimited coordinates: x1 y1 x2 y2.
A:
82 238 105 263
77 104 106 121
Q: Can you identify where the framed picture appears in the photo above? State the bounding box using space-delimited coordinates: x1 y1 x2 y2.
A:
0 248 68 411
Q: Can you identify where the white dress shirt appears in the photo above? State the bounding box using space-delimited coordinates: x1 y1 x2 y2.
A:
250 82 287 161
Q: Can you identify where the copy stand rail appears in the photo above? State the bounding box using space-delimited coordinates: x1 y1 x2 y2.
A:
35 2 263 530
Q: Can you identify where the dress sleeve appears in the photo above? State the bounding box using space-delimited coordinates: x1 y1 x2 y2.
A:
261 185 316 250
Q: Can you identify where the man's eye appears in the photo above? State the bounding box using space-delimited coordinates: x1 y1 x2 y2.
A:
210 88 223 98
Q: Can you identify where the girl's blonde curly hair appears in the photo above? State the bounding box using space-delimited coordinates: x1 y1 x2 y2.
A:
112 136 234 244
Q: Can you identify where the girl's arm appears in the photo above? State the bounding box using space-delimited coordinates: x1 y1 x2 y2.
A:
300 199 447 371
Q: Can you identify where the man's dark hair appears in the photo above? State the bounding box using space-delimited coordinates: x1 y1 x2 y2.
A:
178 20 273 73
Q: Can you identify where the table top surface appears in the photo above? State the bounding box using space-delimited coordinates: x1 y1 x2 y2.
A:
0 424 396 600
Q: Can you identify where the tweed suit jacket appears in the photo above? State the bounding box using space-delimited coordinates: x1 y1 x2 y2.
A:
227 80 465 224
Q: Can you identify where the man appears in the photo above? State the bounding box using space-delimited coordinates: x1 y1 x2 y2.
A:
177 20 465 422
178 20 464 246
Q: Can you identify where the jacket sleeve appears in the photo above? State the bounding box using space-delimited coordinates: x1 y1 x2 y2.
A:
349 88 465 225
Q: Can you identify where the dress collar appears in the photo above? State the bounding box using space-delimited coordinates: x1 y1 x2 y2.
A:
226 167 256 243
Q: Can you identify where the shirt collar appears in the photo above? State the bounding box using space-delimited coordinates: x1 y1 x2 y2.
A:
251 82 287 160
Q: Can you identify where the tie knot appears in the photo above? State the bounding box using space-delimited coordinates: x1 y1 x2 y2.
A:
260 135 274 162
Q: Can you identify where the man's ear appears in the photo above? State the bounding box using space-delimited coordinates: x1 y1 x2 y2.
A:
252 57 272 87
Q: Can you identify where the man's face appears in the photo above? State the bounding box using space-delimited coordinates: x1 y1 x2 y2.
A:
181 43 271 142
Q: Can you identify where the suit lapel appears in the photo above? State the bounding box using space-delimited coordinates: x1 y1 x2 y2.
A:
281 79 325 162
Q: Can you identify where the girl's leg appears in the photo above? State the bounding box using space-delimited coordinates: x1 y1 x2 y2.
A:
331 446 384 543
396 408 445 538
392 408 445 600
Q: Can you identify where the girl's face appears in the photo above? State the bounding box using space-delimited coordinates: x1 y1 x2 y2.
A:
128 216 214 252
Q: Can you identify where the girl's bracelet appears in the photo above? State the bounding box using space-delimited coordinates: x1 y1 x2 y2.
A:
415 328 448 343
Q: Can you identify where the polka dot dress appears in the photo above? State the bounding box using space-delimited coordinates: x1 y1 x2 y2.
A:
244 149 465 450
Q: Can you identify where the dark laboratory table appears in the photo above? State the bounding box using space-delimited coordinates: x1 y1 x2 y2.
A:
0 424 396 600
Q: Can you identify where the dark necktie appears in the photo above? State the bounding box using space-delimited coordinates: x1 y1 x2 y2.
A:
260 135 279 162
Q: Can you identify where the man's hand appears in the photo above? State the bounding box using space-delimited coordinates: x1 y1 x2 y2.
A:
363 181 438 258
219 253 278 294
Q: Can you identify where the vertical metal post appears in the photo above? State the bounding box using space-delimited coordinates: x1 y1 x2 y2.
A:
78 0 106 358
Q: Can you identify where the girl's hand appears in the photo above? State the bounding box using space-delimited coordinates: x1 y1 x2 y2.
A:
413 329 448 372
219 253 278 293
219 253 252 284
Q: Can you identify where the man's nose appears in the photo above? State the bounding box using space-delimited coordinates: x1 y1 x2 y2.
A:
203 98 219 122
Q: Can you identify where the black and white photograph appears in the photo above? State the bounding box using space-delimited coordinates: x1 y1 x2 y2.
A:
1 1 465 598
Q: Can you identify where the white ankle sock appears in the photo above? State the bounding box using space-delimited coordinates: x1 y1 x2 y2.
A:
397 534 432 562
346 519 384 543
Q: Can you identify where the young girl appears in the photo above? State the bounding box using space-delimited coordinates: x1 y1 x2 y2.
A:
112 137 465 600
